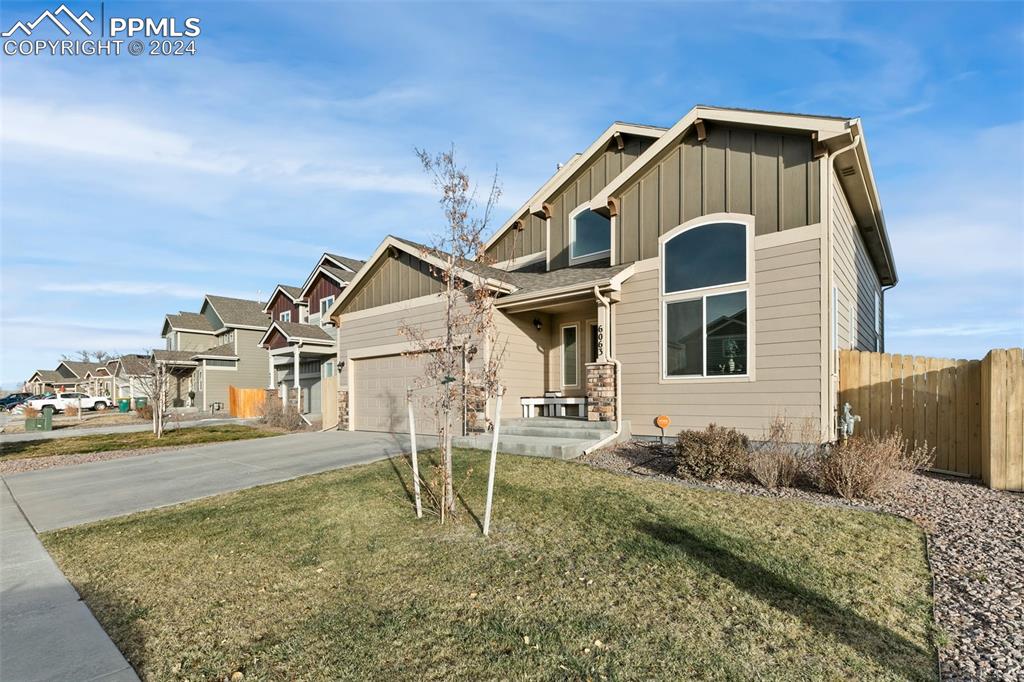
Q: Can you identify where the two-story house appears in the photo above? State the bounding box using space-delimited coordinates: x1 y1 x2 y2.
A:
158 295 272 411
259 253 365 418
325 106 896 445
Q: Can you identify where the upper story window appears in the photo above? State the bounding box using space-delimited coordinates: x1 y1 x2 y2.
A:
319 296 334 326
660 218 751 380
280 310 291 323
569 204 611 264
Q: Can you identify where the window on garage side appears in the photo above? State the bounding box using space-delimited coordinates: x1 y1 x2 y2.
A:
660 219 751 379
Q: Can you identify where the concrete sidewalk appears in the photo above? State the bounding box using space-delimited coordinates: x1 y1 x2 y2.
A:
1 482 138 681
0 416 254 443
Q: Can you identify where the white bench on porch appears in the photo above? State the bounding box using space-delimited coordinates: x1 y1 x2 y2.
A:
520 392 587 418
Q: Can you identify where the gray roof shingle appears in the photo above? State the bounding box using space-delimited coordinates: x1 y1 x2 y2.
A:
205 295 271 328
153 350 197 364
191 342 237 359
325 253 366 274
118 354 152 376
30 369 64 382
58 361 107 378
276 321 333 342
164 312 215 332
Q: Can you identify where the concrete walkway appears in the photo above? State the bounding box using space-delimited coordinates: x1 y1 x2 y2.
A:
1 429 431 680
0 416 254 443
1 482 137 681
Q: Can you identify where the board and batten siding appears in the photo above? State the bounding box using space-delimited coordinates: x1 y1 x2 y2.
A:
831 179 881 352
267 293 299 323
306 273 344 325
342 251 445 315
545 135 654 270
617 232 823 438
203 328 270 410
486 213 547 265
616 125 821 265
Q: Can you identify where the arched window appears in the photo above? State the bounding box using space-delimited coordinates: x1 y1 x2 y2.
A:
569 204 611 264
660 219 751 379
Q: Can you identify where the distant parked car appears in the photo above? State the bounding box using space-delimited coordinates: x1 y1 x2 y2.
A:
0 392 31 411
26 392 112 415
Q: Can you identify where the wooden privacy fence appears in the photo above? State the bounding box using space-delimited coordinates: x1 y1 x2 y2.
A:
228 386 267 419
839 348 1023 491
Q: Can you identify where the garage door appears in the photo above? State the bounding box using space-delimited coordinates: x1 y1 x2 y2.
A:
353 353 460 434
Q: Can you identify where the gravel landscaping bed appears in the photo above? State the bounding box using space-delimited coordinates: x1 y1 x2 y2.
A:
0 444 196 475
583 442 1024 681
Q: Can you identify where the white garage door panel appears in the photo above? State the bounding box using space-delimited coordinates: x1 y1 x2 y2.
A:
353 353 447 434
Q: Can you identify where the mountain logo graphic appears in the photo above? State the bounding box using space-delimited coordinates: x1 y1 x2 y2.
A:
2 4 95 38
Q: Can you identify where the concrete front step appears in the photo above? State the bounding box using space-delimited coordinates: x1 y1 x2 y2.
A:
453 433 600 460
501 423 614 440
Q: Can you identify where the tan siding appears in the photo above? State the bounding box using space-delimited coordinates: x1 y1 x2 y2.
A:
831 179 881 352
177 331 215 352
485 213 546 264
342 251 445 315
616 125 820 266
494 311 550 419
617 237 822 438
204 329 270 410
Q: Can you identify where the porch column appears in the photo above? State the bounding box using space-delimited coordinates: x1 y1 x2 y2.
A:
292 346 300 389
268 353 275 389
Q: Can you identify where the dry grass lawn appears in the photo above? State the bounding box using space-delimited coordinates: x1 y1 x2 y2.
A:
1 425 281 461
44 450 937 680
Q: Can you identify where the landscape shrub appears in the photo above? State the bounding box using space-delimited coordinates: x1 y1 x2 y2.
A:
817 431 933 500
748 416 819 490
259 398 305 431
64 405 80 417
136 404 153 420
674 424 750 481
22 405 40 418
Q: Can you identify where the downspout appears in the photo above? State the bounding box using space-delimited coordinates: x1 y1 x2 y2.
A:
584 285 622 454
827 132 861 440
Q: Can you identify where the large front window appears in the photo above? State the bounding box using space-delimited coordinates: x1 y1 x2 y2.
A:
569 205 610 263
661 220 750 379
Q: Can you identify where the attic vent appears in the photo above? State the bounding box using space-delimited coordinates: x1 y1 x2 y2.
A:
839 166 857 177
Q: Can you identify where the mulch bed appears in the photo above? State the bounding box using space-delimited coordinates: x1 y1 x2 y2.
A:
582 442 1024 681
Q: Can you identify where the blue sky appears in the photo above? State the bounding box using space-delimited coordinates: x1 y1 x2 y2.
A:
1 1 1022 387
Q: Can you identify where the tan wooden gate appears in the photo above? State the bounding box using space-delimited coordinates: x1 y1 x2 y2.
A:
228 386 267 418
839 349 1023 490
321 374 339 430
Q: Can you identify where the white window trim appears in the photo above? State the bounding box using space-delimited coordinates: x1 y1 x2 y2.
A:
280 310 291 323
560 323 580 388
658 213 756 384
320 296 335 326
568 203 611 265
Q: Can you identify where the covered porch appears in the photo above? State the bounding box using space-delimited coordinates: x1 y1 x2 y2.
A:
268 345 335 417
152 350 199 408
495 276 622 424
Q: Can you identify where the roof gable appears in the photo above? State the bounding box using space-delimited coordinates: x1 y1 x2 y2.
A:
258 320 334 347
203 295 271 329
263 284 304 313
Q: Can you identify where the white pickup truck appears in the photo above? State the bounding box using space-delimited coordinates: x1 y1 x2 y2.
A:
27 392 111 415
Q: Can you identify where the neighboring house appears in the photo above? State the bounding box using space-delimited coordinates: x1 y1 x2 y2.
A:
108 354 153 403
24 369 63 395
326 107 895 442
53 361 111 394
159 295 272 411
259 253 364 418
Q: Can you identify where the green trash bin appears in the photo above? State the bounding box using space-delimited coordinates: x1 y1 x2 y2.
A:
119 398 131 413
25 412 53 431
134 397 148 410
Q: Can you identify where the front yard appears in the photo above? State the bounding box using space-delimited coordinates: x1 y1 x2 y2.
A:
44 450 937 680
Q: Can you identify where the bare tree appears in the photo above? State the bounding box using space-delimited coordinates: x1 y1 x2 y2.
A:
136 354 172 438
62 350 114 364
399 146 507 523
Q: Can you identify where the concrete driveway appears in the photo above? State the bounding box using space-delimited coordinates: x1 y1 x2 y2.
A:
5 429 432 532
1 429 431 681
